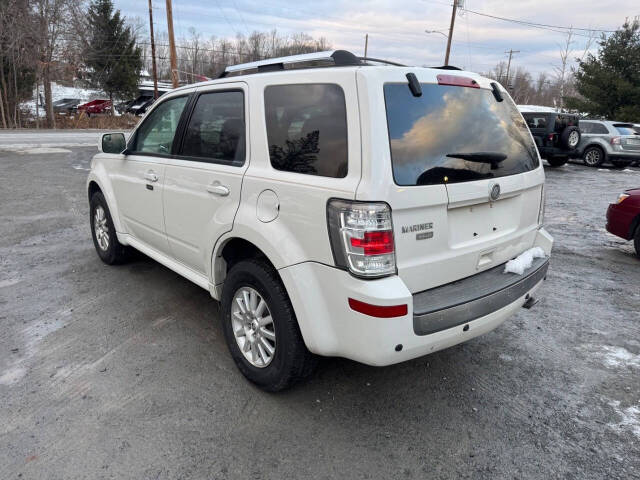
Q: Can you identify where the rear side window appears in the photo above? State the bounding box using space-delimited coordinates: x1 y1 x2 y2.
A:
384 83 539 186
614 124 638 136
264 84 348 178
132 95 188 154
180 91 245 165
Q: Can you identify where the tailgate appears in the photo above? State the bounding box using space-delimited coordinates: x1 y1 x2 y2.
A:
380 74 544 293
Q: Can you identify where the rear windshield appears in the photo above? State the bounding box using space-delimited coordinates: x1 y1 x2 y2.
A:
384 83 539 186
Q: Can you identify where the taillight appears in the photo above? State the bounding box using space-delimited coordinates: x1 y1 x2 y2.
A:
547 133 555 142
327 199 396 278
611 136 621 145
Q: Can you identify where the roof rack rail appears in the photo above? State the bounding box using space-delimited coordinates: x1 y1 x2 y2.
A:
432 65 462 71
358 57 406 67
219 50 362 78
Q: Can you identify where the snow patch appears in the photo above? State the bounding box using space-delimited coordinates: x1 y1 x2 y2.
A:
0 366 27 385
0 277 22 288
504 247 546 275
600 346 640 368
608 400 640 439
517 105 558 113
0 143 94 152
22 82 106 116
18 147 71 154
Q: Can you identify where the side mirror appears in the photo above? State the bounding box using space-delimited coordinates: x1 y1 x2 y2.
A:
101 132 126 154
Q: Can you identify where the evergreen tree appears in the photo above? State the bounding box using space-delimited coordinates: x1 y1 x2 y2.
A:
85 0 141 112
566 20 640 121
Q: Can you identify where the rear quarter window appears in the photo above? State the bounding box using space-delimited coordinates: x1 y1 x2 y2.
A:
264 84 348 178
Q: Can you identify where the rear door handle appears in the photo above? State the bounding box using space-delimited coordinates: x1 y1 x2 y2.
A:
144 171 158 182
207 184 230 196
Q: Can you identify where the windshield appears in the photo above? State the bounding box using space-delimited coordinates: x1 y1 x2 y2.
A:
384 83 539 186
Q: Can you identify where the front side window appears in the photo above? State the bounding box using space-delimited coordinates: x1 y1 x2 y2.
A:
384 83 539 186
264 84 348 178
132 95 188 154
180 91 245 164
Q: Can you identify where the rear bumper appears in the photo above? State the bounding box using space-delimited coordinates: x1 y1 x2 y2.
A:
413 257 548 335
279 228 553 366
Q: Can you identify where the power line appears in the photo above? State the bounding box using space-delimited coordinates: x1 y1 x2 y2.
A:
462 8 617 33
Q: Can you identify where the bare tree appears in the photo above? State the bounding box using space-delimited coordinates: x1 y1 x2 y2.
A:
553 28 574 111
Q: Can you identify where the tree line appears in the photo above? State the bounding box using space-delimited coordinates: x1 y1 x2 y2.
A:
1 0 638 129
0 0 331 129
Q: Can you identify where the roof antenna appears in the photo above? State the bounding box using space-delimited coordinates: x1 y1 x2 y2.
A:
406 73 422 97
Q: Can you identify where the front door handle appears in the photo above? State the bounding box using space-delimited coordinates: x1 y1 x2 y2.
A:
206 184 230 196
144 171 158 182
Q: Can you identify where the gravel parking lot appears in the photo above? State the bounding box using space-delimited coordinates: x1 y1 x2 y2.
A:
1 144 639 479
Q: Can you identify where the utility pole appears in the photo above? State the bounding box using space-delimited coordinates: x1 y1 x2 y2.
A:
364 33 369 58
148 0 159 98
504 49 520 89
444 0 458 66
165 0 179 88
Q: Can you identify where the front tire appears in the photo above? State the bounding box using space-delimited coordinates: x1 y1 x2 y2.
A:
221 259 316 391
634 226 640 258
90 192 129 264
583 146 605 167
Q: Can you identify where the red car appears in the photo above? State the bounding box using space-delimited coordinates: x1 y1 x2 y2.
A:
606 188 640 256
77 99 112 115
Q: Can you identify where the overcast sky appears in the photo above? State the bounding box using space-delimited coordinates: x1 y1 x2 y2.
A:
115 0 638 77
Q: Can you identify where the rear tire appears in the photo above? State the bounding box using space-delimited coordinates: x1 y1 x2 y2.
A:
583 146 605 167
221 259 317 392
546 157 568 167
90 192 129 265
634 226 640 258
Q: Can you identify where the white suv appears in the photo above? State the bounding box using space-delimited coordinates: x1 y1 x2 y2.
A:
88 50 553 391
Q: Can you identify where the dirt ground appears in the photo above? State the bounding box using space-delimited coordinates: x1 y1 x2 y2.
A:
1 145 639 479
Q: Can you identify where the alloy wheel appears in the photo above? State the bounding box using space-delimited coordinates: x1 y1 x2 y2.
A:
93 206 110 251
584 149 601 166
231 287 276 368
568 131 580 148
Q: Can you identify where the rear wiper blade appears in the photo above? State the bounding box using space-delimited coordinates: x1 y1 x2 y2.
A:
446 152 507 169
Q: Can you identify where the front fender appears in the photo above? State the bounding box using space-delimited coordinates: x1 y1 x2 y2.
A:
86 156 125 233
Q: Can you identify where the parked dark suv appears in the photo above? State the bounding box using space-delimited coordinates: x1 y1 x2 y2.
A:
521 111 581 167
